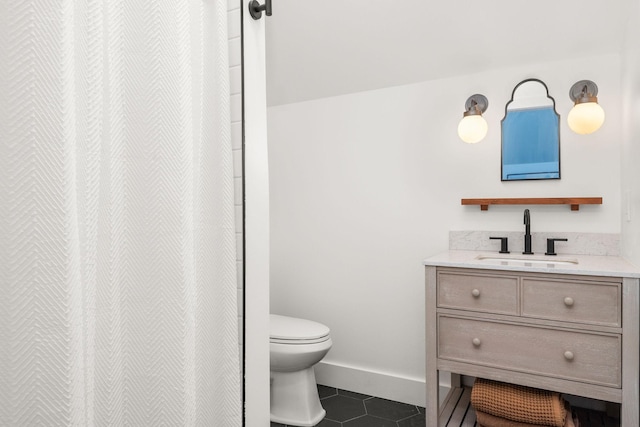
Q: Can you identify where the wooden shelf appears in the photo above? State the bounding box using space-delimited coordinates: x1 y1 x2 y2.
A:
461 197 602 211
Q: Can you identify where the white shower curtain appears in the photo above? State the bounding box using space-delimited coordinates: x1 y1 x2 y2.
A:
0 0 241 425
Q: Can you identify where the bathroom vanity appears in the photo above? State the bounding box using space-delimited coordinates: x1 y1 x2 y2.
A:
424 251 640 427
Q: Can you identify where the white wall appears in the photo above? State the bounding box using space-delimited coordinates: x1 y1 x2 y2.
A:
621 1 640 266
243 0 271 424
268 54 622 404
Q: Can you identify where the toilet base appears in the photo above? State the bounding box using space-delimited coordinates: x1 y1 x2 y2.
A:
270 367 326 426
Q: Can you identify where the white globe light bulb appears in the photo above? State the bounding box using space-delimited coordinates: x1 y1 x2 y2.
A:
567 102 605 135
458 115 488 144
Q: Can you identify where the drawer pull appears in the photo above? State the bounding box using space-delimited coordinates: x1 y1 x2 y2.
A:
471 289 481 298
564 297 575 307
564 351 574 361
472 338 481 347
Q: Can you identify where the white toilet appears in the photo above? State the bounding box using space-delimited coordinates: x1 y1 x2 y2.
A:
270 314 333 426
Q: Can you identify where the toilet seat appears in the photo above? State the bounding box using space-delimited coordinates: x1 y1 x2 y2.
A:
270 336 330 345
270 314 330 345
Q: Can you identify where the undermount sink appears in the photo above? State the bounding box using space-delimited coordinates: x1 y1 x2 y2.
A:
476 254 579 266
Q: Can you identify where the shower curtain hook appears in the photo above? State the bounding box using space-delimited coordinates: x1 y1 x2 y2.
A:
249 0 272 20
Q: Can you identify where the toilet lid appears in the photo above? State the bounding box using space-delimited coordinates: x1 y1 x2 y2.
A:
270 314 330 342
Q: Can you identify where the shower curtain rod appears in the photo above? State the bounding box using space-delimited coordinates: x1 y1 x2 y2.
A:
249 0 272 20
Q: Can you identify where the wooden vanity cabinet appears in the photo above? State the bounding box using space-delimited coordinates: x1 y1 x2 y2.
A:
425 267 639 427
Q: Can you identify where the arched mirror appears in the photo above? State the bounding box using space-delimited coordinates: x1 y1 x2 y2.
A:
501 79 560 181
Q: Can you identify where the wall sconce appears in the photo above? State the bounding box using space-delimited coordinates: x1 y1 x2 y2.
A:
458 94 489 144
567 80 605 135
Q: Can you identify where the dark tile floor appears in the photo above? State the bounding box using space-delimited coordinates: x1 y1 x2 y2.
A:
271 385 426 427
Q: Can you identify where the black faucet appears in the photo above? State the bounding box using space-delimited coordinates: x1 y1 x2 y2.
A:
523 209 533 254
546 238 568 256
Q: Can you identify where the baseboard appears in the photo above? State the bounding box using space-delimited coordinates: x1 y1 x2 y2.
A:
316 362 610 413
314 361 428 407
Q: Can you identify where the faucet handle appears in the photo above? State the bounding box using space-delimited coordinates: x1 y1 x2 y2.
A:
489 237 510 254
545 238 568 256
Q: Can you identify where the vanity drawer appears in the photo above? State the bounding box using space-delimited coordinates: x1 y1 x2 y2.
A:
522 277 621 327
438 315 621 388
437 270 518 315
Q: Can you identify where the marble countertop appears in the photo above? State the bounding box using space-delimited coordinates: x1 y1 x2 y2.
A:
423 250 640 278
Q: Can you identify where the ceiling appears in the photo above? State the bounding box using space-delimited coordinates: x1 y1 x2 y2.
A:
265 0 630 106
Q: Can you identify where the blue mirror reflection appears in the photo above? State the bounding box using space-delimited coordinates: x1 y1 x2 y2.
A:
501 79 560 181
